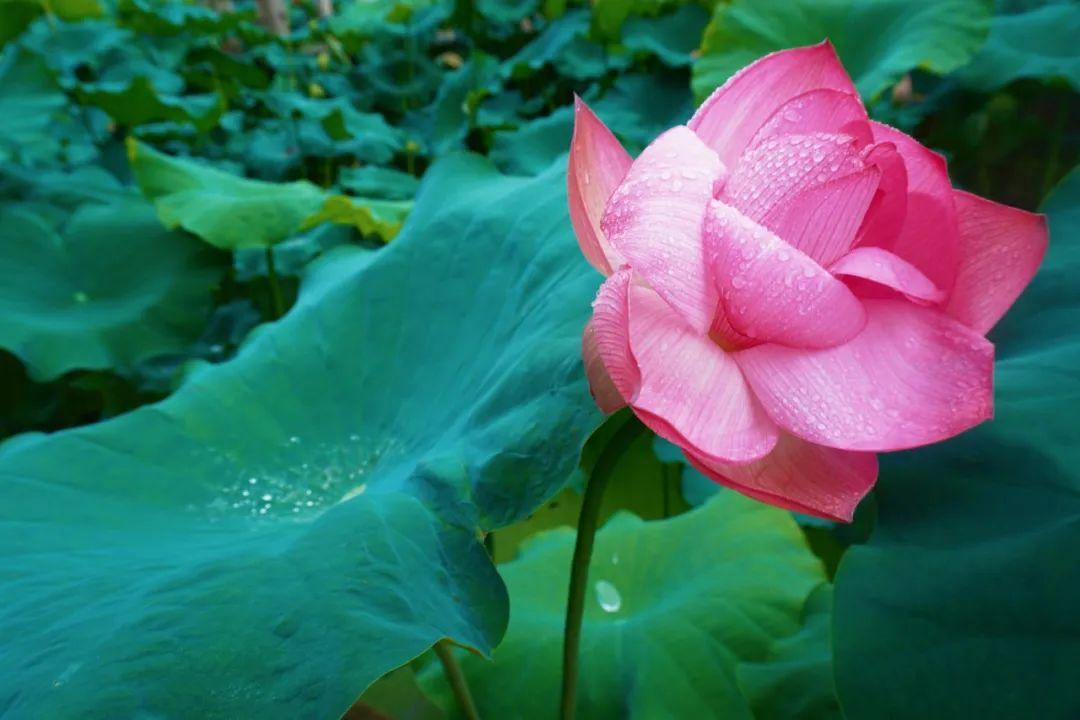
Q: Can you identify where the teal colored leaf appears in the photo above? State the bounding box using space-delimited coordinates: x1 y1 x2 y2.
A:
490 105 573 176
692 0 993 103
957 0 1080 90
502 9 590 78
0 198 222 380
0 46 70 164
0 154 602 718
422 492 838 719
128 140 406 248
259 92 405 164
591 72 694 153
833 167 1080 719
338 165 419 200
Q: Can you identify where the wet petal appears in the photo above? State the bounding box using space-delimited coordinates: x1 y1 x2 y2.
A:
602 126 726 334
689 41 858 167
831 246 945 304
945 190 1048 334
865 122 960 294
628 284 779 463
735 300 994 452
568 96 632 275
760 165 880 268
724 132 867 225
705 201 865 349
685 434 878 522
748 88 872 151
856 141 908 248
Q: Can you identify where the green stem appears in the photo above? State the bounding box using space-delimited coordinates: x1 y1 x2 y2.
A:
560 416 643 720
433 639 481 720
265 246 285 319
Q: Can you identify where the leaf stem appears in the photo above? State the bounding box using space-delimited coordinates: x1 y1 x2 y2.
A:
559 415 643 720
433 639 482 720
264 246 285 319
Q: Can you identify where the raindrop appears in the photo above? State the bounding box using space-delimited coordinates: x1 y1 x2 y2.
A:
594 580 622 613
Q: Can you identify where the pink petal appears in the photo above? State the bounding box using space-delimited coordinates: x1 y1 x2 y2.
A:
585 268 640 410
831 246 945 304
628 283 779 463
945 190 1048 334
568 96 633 275
724 132 868 225
760 165 881 268
582 321 625 414
602 126 726 334
689 41 858 167
748 88 872 151
735 300 994 452
685 434 878 522
704 201 866 349
856 141 908 248
865 122 960 294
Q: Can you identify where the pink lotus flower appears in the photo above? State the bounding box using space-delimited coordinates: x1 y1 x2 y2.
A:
570 42 1048 521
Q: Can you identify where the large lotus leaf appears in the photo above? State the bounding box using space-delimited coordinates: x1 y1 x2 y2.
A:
957 0 1080 91
0 0 102 44
128 140 405 248
692 0 993 103
0 153 602 718
833 167 1080 719
0 198 222 381
422 492 839 719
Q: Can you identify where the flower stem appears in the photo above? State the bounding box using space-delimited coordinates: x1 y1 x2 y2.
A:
264 246 285 319
433 639 481 720
559 415 643 720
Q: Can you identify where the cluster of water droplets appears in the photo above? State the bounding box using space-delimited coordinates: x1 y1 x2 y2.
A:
206 433 398 520
726 132 863 218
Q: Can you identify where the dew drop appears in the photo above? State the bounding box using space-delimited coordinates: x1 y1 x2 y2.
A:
594 579 622 613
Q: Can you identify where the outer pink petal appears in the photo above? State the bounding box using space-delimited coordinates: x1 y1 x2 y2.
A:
831 246 945 304
602 126 726 334
760 165 881 268
704 201 866 349
582 321 625 414
945 190 1048 334
685 434 878 522
747 88 872 151
725 132 868 225
856 141 908 248
866 122 960 294
568 96 633 276
628 283 779 463
735 300 994 452
689 41 858 167
585 268 640 412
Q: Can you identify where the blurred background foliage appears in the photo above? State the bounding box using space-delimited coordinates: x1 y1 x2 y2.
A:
0 0 1077 718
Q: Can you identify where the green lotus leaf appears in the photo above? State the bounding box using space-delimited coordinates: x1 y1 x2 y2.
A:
0 153 602 718
422 491 838 719
693 0 993 103
0 197 222 380
957 0 1080 91
833 167 1080 719
0 46 76 164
